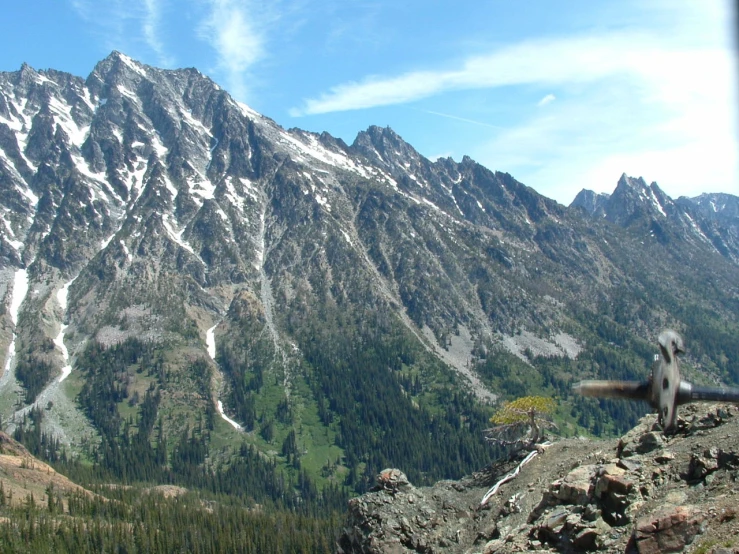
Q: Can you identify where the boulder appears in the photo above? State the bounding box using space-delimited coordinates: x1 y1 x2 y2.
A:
633 505 705 554
556 465 594 505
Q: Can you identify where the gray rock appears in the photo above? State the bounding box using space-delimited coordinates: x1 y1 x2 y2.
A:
557 465 594 505
637 432 665 454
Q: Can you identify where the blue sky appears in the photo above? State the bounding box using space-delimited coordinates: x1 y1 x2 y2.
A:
1 0 737 204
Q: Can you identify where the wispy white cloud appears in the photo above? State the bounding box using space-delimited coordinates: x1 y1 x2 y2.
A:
198 0 268 101
537 94 555 107
70 0 174 67
142 0 175 67
289 30 725 116
471 49 738 204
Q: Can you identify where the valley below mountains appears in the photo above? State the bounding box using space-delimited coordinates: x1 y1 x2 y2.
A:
0 52 738 551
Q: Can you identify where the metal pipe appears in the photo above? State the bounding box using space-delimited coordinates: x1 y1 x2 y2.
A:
677 381 739 405
572 380 651 401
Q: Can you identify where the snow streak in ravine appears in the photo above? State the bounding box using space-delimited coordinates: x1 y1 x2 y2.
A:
206 322 241 430
54 278 76 382
1 269 29 386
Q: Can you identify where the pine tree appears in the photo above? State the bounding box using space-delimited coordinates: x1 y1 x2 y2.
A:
485 395 557 452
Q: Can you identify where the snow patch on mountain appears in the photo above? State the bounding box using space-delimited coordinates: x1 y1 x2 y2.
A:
648 188 666 217
206 324 217 361
683 213 710 243
48 96 89 147
53 325 70 380
101 233 116 250
180 108 211 138
150 134 168 161
117 52 148 78
0 111 22 132
1 269 29 387
54 278 76 382
277 130 371 178
72 152 107 184
187 174 216 203
451 195 464 216
2 336 16 380
217 401 241 430
223 177 245 214
120 240 132 261
0 149 38 210
205 322 242 430
0 148 20 177
0 217 23 251
421 197 448 217
117 85 140 105
9 269 28 326
235 101 263 121
122 154 148 201
163 216 202 263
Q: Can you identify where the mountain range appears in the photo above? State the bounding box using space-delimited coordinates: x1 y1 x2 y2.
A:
0 52 738 494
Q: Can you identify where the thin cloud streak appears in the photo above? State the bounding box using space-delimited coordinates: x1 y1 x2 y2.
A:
415 108 506 130
537 94 556 107
199 0 267 101
143 0 175 67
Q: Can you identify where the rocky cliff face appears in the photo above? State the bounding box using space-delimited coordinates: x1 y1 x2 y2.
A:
337 403 739 554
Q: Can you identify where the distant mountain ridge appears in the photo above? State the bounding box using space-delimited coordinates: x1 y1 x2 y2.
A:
0 52 738 492
571 173 739 263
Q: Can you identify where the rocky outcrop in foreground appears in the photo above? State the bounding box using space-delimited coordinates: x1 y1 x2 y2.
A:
337 404 739 553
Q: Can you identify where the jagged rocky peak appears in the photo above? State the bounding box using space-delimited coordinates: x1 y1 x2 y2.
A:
572 173 672 227
315 129 350 152
86 52 139 97
616 173 649 191
9 62 53 90
571 174 739 264
610 174 659 218
90 50 146 78
614 174 671 207
570 189 610 216
15 62 40 88
351 125 422 169
86 51 223 126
